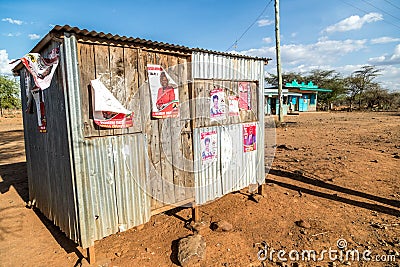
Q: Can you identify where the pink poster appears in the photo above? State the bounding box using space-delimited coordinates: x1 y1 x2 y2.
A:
210 88 226 120
238 81 251 110
200 130 217 164
243 123 256 152
228 95 239 116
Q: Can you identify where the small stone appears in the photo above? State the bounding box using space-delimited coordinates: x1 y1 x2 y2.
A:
371 159 379 163
115 252 121 257
189 221 208 233
177 234 206 267
394 155 400 159
211 220 233 232
249 194 263 203
295 220 311 229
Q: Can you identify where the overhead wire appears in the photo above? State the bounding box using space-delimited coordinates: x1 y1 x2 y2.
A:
383 0 400 10
339 0 400 30
225 0 273 52
360 0 400 21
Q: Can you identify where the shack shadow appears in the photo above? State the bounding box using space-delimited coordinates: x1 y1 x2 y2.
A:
269 169 400 209
0 162 29 203
170 238 180 266
33 207 85 264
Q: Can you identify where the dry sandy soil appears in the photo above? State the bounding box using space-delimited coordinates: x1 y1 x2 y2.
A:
0 111 399 267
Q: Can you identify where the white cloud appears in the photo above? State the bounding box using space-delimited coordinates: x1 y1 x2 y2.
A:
0 50 14 75
368 44 400 65
257 19 273 27
241 38 367 65
262 37 273 43
323 13 383 34
370 36 400 44
5 32 21 37
2 17 23 25
28 33 40 40
291 32 297 38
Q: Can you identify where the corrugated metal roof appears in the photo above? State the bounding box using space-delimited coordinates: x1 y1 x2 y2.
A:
13 25 270 74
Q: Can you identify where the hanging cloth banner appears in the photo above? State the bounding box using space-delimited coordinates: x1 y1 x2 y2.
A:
147 64 179 118
21 47 60 90
19 47 60 133
91 79 133 129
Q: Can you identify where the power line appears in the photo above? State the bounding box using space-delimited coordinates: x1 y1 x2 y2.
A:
339 0 400 30
225 0 273 52
384 0 400 10
360 0 400 21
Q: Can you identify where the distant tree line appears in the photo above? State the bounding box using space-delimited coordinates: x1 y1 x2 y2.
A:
265 65 400 111
0 75 21 116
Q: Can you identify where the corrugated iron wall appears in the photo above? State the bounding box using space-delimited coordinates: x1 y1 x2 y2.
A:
192 52 266 204
20 41 80 243
63 35 151 248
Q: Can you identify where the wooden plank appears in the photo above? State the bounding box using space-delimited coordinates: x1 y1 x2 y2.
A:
159 54 175 205
182 132 194 198
87 246 96 264
123 47 142 133
77 43 98 137
250 81 258 121
109 46 125 135
169 55 186 202
94 44 113 136
142 51 163 209
150 198 194 216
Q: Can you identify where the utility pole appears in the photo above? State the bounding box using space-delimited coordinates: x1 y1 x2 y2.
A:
275 0 284 122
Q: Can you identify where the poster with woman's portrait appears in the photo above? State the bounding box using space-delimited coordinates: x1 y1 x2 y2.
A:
210 88 226 120
147 64 179 118
238 81 251 110
200 130 217 164
243 123 257 152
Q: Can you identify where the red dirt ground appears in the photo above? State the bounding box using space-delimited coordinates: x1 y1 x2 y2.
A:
0 111 399 267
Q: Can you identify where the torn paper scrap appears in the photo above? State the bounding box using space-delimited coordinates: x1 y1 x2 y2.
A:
91 79 133 129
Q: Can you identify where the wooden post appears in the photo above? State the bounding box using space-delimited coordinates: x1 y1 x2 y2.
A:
192 204 200 223
87 246 96 264
258 184 265 196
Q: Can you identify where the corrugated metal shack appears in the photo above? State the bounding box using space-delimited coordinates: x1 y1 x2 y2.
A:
13 25 269 257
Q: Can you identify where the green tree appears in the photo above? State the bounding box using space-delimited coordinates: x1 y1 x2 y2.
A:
345 65 381 110
306 69 346 109
265 71 305 86
0 75 21 116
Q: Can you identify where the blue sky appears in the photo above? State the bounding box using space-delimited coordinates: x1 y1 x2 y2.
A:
1 0 399 90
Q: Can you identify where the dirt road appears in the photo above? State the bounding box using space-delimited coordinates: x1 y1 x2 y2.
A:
0 112 399 266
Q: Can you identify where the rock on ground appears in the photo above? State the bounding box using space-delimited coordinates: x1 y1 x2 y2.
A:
177 234 206 267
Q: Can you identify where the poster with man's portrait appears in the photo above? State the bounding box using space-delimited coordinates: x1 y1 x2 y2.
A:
238 81 251 110
243 123 257 152
200 130 217 164
210 88 226 120
147 64 179 118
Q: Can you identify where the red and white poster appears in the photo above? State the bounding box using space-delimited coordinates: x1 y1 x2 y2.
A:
201 130 218 164
210 88 226 120
147 64 179 118
238 81 251 110
91 79 133 129
228 95 239 116
243 123 257 152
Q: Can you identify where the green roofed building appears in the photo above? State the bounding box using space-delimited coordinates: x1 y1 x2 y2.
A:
264 80 332 115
